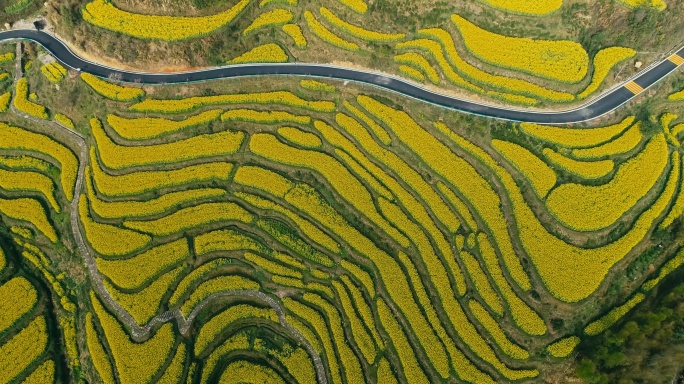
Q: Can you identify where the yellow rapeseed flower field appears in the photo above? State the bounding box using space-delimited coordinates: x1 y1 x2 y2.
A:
0 197 58 242
107 109 221 140
82 0 251 40
80 73 145 101
304 11 360 51
520 116 635 148
243 8 293 35
228 43 289 64
579 47 636 98
452 14 588 83
479 0 562 15
319 7 405 42
543 148 614 180
0 316 48 383
14 78 48 119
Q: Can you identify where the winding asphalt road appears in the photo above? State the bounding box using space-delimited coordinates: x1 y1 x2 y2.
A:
2 29 683 123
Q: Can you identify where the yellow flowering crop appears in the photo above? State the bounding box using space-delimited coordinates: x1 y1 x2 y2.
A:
461 251 504 316
91 293 175 382
408 31 577 102
22 360 55 384
585 293 645 335
260 0 296 6
256 218 334 267
221 108 311 124
89 149 232 198
479 0 562 15
14 78 48 119
579 47 636 98
643 248 684 290
277 127 322 148
95 239 189 290
543 148 614 180
41 62 67 83
0 52 14 63
219 361 285 383
0 169 60 212
399 65 425 82
343 100 391 144
375 299 431 384
300 79 336 92
124 202 254 236
339 275 382 344
0 316 48 383
245 252 302 278
54 113 75 129
394 52 441 84
452 14 588 83
130 91 335 114
80 73 145 101
85 313 115 383
660 155 684 229
0 277 38 334
670 88 684 101
319 7 405 42
79 196 151 257
107 109 221 140
228 43 289 64
180 275 260 315
0 155 51 173
91 118 244 169
492 139 557 198
194 228 268 256
618 0 666 10
104 266 185 324
546 134 667 231
233 165 294 197
547 336 580 358
282 24 307 48
0 92 10 112
571 123 643 159
376 358 398 384
195 304 278 355
447 119 680 302
83 0 251 40
520 116 635 148
336 0 367 13
243 8 293 35
0 197 57 242
157 344 186 384
469 300 531 360
304 11 360 51
332 280 377 362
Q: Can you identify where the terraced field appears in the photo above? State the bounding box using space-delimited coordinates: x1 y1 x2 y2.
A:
1 1 684 383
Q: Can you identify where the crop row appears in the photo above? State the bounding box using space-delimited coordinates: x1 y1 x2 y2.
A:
546 336 580 358
304 11 360 51
124 201 254 237
0 92 10 112
107 109 222 140
0 52 14 63
91 292 175 383
542 148 614 180
479 0 561 15
196 303 279 356
469 300 530 360
461 250 504 316
245 251 302 278
219 361 285 383
659 154 684 229
0 197 57 243
277 127 322 148
579 47 637 98
91 118 244 170
571 123 643 159
228 43 289 64
394 52 441 84
236 190 340 253
194 228 269 257
54 113 75 129
584 293 646 336
85 312 115 383
243 8 293 35
0 122 78 200
41 62 67 83
87 171 226 220
545 134 668 232
0 316 48 383
181 274 261 315
22 360 55 384
282 24 307 48
442 116 680 302
103 265 185 324
89 148 233 198
79 196 152 257
319 7 405 42
256 218 334 266
95 239 189 290
80 73 145 102
0 168 60 212
129 90 336 114
82 0 250 40
451 14 588 83
520 116 635 148
300 79 336 92
492 139 557 198
221 108 311 125
200 332 250 383
332 279 377 362
359 96 531 292
0 277 38 335
14 78 48 119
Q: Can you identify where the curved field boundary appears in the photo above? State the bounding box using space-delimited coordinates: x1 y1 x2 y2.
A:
0 29 683 124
